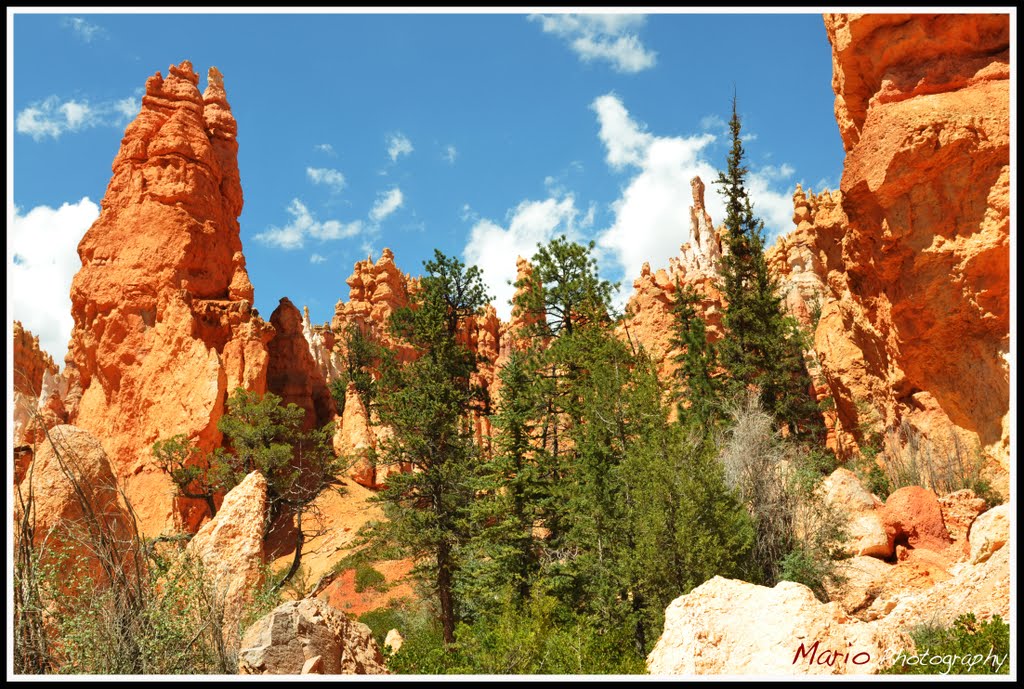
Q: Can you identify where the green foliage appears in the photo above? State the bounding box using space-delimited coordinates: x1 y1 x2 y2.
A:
461 349 548 610
714 99 823 440
881 614 1010 675
152 434 218 516
853 438 892 500
354 564 387 593
514 234 617 339
155 388 343 526
385 593 647 674
329 322 381 418
359 601 412 647
369 250 492 644
45 554 235 674
329 376 347 416
718 394 847 598
670 279 723 430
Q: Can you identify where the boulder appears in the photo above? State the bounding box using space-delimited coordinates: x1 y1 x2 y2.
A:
967 504 1008 565
937 489 988 559
186 470 267 646
883 486 952 552
384 628 404 654
238 598 386 675
819 468 893 559
17 425 135 589
646 576 881 675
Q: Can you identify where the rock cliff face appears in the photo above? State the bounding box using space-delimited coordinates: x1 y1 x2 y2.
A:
620 177 725 381
302 306 344 384
63 61 273 536
267 297 335 431
808 14 1010 480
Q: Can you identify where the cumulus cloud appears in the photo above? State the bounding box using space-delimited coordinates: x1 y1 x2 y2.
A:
62 17 105 42
306 166 346 192
592 93 797 296
309 253 327 264
464 194 584 320
530 13 656 73
314 143 336 155
254 199 362 249
386 132 413 162
444 145 458 164
369 187 404 222
12 198 99 364
16 94 139 141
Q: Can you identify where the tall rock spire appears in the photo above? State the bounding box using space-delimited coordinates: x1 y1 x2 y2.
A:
64 61 273 536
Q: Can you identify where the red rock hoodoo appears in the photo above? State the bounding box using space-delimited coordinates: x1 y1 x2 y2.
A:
63 61 273 536
619 176 725 381
268 297 335 431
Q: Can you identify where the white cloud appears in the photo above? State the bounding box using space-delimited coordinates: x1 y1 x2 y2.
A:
530 13 656 73
700 114 728 134
254 199 362 249
315 143 336 155
310 253 327 264
369 187 404 222
591 93 798 304
63 17 104 42
464 194 583 320
113 96 140 122
306 166 346 192
12 198 99 364
444 145 458 164
592 93 654 169
16 94 138 141
386 132 413 162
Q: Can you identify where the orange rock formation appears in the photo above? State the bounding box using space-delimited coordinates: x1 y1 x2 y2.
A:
13 322 68 475
620 176 725 381
267 297 335 431
805 15 1010 479
63 61 273 536
13 320 58 397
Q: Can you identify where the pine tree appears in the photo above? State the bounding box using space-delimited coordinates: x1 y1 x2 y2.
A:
371 250 490 645
669 278 722 430
463 350 546 610
715 99 823 439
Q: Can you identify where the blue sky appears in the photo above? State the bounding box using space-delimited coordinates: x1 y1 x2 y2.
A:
10 10 845 362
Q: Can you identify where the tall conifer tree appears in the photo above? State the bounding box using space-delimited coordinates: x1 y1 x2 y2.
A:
715 99 822 438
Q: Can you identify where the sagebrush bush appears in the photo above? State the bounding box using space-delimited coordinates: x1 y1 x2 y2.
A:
718 393 848 599
883 420 1003 505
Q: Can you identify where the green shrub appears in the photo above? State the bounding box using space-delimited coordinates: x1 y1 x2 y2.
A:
881 613 1010 675
354 564 387 593
384 593 647 674
358 603 410 647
